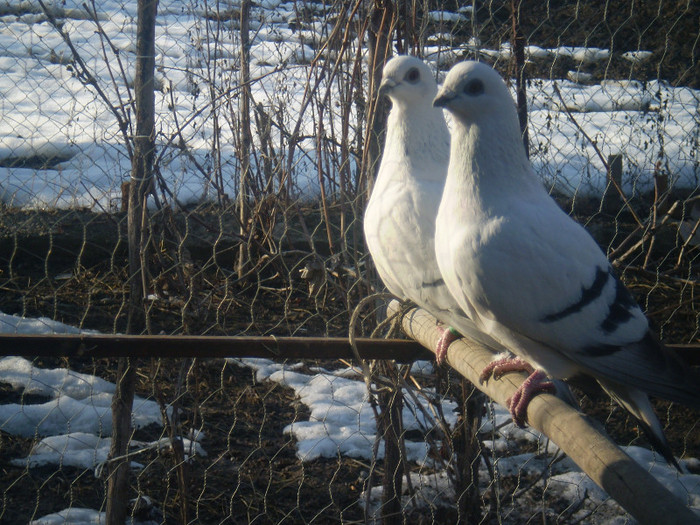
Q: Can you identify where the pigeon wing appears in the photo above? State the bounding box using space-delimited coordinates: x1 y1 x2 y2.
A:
365 171 453 311
451 193 699 406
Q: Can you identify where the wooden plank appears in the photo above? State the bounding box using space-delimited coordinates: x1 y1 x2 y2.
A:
391 301 700 525
0 333 432 362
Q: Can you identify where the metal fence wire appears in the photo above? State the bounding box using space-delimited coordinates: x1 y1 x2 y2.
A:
0 0 699 523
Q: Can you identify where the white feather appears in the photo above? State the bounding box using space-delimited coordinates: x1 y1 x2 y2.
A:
363 56 507 351
434 60 700 466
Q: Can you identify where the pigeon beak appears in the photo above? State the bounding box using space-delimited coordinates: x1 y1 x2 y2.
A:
433 90 456 108
377 78 396 97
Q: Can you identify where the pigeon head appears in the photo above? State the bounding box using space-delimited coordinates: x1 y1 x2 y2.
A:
433 61 517 124
434 61 531 184
378 56 438 107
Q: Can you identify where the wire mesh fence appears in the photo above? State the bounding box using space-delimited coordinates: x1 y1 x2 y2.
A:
0 0 698 523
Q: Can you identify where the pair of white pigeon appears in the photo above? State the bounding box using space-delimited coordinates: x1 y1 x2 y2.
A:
364 55 700 470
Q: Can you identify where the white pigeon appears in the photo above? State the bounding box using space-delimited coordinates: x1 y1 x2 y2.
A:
363 55 508 362
433 60 700 468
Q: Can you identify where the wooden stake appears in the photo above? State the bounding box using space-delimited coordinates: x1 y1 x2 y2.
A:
109 1 157 523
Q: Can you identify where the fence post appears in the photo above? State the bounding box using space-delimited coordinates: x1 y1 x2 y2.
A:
107 0 157 523
126 2 157 337
237 0 252 280
376 361 404 525
452 377 483 523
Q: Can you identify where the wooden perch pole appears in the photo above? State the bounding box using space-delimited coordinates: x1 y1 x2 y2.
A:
389 301 700 525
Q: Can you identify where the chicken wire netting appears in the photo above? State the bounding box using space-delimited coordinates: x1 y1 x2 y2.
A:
0 0 699 523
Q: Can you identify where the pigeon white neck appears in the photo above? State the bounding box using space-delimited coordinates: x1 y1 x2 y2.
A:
382 102 449 180
447 110 539 203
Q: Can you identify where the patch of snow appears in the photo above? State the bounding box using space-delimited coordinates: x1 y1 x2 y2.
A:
0 354 116 398
555 46 610 63
233 357 457 463
622 50 653 64
257 0 283 8
11 431 206 472
567 70 593 84
0 312 98 335
10 431 140 470
360 471 455 520
0 354 164 437
547 470 611 506
427 11 468 23
526 45 552 60
29 507 158 525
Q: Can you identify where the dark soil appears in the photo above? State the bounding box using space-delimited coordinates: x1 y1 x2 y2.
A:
0 355 697 524
0 357 369 524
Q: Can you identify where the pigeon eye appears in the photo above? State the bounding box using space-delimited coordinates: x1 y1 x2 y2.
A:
463 78 484 96
405 67 420 84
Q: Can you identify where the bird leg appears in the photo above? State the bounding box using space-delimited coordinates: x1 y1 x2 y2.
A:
479 356 555 427
507 370 555 427
435 326 460 365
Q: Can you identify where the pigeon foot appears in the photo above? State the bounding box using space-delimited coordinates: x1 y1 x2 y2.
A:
435 326 460 365
507 370 555 427
479 356 533 383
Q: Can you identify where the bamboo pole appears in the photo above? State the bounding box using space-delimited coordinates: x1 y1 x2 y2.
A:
390 301 700 525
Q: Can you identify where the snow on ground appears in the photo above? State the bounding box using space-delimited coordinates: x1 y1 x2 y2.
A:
622 50 654 64
0 0 327 209
0 355 165 436
11 431 205 471
234 357 458 463
0 311 204 523
1 311 699 523
0 311 99 334
527 79 700 196
428 10 469 24
0 1 698 211
234 356 700 521
29 507 158 525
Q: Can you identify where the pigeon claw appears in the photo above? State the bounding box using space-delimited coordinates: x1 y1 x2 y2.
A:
506 370 556 427
479 356 534 383
435 326 460 365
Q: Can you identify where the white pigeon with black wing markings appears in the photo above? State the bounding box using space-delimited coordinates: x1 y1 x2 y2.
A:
364 55 509 362
433 60 700 469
